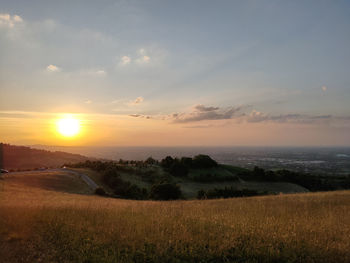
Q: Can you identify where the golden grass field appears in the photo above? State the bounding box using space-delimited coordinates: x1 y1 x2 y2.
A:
0 171 349 262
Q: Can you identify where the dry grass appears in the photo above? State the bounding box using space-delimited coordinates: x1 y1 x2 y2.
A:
0 171 349 262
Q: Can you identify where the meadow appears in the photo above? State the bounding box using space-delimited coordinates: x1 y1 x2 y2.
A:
0 171 349 262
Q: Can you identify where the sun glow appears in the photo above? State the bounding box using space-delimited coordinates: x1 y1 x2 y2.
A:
56 116 81 137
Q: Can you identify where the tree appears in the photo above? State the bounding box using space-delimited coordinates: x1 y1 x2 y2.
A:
253 166 265 178
192 155 218 168
180 157 193 168
161 156 174 169
149 183 182 200
145 157 157 165
197 189 207 199
169 161 188 177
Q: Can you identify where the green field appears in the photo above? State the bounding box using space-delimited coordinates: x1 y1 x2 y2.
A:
0 171 349 262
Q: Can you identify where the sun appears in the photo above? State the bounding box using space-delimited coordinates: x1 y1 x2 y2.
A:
56 116 81 137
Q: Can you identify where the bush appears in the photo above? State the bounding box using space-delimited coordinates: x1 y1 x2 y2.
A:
102 168 122 188
197 189 206 199
198 187 269 199
114 183 148 200
169 161 188 177
102 167 148 200
95 187 106 196
192 155 217 169
253 166 265 178
180 157 193 168
145 157 157 165
193 173 239 182
149 183 182 200
160 156 174 169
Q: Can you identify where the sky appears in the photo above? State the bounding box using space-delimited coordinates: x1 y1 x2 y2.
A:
0 0 350 146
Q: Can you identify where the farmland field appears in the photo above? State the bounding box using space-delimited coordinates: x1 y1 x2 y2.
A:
0 171 349 262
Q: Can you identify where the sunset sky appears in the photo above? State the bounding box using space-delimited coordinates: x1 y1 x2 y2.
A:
1 0 350 146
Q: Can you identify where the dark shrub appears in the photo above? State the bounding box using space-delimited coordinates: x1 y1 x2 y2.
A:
169 161 188 177
193 173 239 183
197 189 207 199
180 157 193 168
114 181 148 200
253 166 265 178
145 157 157 165
95 187 106 196
199 187 268 199
102 167 122 188
192 155 217 168
150 183 182 200
161 156 174 169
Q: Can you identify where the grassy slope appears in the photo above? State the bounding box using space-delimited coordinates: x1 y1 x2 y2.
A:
1 143 91 170
1 171 350 262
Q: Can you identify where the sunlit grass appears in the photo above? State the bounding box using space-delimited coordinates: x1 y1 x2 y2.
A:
0 172 349 262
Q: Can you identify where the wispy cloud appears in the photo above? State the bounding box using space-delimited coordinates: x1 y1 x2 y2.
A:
46 64 61 72
0 13 23 28
79 69 106 77
111 97 146 113
136 55 151 64
118 48 154 67
135 48 151 64
194 104 219 112
246 110 333 124
171 104 243 123
128 96 144 106
128 103 348 127
120 56 131 65
95 70 106 76
129 114 151 119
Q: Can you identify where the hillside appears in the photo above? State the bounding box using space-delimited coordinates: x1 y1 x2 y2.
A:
0 143 92 170
0 170 349 262
68 156 350 200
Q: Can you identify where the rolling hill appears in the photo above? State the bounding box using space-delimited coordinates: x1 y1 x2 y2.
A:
0 143 92 170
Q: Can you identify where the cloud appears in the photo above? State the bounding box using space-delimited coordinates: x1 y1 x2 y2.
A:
163 104 336 125
143 55 150 62
171 105 243 123
135 48 151 64
246 110 333 124
129 114 151 119
95 70 106 76
85 100 92 104
117 48 157 67
246 110 269 123
46 64 61 72
322 85 327 92
13 15 23 23
128 96 144 106
194 104 219 112
0 14 10 21
111 97 145 112
0 13 23 28
138 48 146 55
136 55 151 64
120 56 131 65
77 69 106 77
183 124 218 128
